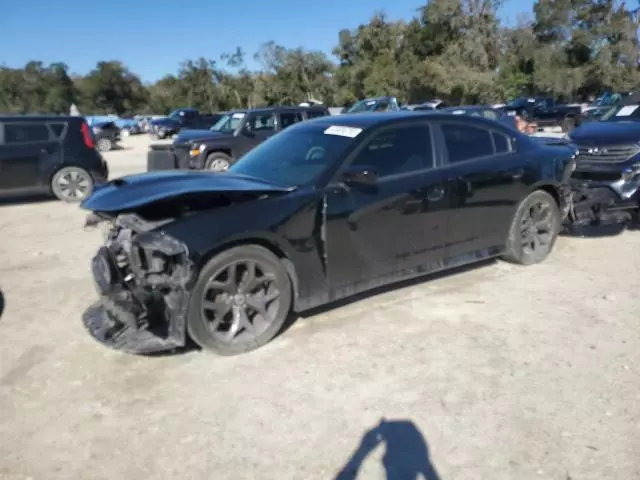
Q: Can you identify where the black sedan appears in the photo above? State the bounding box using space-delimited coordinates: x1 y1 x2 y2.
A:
80 111 577 356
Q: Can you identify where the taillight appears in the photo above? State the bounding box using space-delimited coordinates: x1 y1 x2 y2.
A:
81 122 95 149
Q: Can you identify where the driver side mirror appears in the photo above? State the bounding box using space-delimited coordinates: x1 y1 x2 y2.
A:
341 165 379 186
242 122 254 136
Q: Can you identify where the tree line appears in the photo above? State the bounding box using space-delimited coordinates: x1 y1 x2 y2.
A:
1 0 639 116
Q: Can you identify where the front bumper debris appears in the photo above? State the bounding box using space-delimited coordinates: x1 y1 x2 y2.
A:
565 174 640 235
83 215 194 354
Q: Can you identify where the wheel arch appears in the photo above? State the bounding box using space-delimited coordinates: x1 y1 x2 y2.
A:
195 236 301 311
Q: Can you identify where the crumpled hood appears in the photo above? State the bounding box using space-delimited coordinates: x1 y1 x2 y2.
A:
81 171 295 213
570 121 640 145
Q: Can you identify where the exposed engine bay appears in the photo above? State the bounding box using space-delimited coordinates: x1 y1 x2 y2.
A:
83 212 194 353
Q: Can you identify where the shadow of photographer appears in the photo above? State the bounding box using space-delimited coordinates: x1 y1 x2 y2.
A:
335 418 440 480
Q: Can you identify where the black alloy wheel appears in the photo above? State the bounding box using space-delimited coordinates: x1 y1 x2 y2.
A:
187 245 292 355
503 190 561 265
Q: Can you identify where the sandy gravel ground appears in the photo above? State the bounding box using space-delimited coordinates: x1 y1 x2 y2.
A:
0 135 638 480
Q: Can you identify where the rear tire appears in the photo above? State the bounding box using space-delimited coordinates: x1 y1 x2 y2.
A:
187 245 293 356
50 166 94 202
205 152 232 171
502 190 561 265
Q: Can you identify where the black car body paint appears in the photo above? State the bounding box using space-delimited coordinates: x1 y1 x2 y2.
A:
81 112 576 354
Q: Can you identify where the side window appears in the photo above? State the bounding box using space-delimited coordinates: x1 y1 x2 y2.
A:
49 123 67 139
492 131 512 154
306 110 327 119
279 112 303 129
247 113 275 131
4 123 50 144
373 101 389 111
349 124 433 178
441 123 494 163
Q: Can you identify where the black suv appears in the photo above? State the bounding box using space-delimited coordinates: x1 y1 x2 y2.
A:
0 116 109 202
147 105 330 171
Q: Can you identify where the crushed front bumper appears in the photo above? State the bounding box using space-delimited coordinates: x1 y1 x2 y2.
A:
565 173 640 234
83 227 194 354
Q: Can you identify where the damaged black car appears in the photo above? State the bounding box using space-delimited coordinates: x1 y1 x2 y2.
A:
81 111 577 356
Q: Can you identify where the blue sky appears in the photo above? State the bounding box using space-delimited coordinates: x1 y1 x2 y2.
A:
1 0 535 83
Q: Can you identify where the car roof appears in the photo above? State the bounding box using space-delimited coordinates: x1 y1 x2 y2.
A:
226 105 329 115
0 115 80 122
303 110 512 130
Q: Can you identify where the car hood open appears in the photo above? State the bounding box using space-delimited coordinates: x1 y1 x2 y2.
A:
81 171 295 213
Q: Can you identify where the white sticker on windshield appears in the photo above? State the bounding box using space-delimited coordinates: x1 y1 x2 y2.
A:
232 113 246 119
324 125 363 138
615 105 639 116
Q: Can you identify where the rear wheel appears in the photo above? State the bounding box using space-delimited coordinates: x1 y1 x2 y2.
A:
96 137 112 152
50 166 94 202
205 152 232 171
187 245 292 355
502 190 561 265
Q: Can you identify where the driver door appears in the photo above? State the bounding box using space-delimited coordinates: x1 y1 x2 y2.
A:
234 112 276 158
324 122 451 294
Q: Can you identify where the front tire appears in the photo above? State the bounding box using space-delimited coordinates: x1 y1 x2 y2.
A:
502 190 561 265
205 152 232 171
50 166 94 202
187 245 293 355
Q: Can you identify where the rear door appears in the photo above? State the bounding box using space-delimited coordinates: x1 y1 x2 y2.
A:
0 121 60 194
436 120 530 260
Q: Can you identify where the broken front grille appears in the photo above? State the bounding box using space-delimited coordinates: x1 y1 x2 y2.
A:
576 143 640 163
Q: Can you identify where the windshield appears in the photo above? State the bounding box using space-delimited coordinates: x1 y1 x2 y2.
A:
168 109 186 120
601 104 640 121
228 124 356 186
210 113 245 133
346 99 381 113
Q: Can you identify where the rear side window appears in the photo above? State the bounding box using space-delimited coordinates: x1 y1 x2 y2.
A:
441 123 494 163
280 112 303 129
492 131 512 154
306 110 327 119
4 123 50 144
49 123 67 139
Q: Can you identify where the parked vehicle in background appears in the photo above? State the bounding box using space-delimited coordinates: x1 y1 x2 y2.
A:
81 111 576 356
341 96 401 114
403 99 448 111
0 115 108 202
440 105 518 130
92 121 120 152
115 118 143 137
147 105 331 172
148 108 224 139
499 97 582 133
578 91 633 123
565 94 640 231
